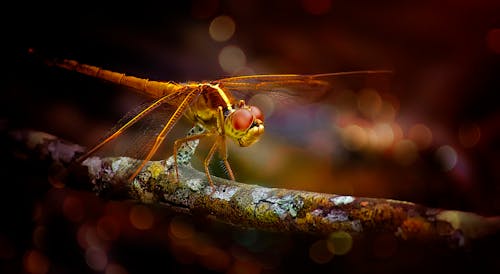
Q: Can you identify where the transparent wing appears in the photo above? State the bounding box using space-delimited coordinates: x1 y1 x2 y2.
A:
217 70 393 106
87 90 199 176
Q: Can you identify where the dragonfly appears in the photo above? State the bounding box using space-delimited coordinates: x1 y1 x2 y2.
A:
44 56 391 188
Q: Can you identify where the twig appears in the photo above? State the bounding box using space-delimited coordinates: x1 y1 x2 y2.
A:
7 129 500 248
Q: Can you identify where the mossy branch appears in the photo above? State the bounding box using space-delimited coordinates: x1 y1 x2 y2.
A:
8 129 500 248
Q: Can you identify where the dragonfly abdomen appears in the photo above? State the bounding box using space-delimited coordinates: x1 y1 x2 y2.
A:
50 58 182 98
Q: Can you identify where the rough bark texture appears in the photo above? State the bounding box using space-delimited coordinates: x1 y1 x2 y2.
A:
8 129 500 248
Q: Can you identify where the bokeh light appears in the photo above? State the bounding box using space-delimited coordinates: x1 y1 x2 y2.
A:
408 123 433 150
309 239 334 264
341 124 368 151
209 15 236 42
372 123 395 149
435 145 458 171
219 45 247 74
326 231 353 255
85 246 108 271
129 205 154 230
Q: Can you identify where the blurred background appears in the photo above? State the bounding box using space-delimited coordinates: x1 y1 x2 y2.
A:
1 0 500 273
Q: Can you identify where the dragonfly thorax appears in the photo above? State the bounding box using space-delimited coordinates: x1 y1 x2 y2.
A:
224 101 265 147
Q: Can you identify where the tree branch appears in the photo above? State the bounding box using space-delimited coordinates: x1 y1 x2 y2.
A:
8 129 500 248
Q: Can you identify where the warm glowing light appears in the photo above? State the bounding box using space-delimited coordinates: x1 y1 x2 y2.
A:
209 15 236 42
23 249 50 274
105 263 128 274
367 128 378 149
393 139 418 166
372 123 394 149
62 195 85 222
169 215 195 240
218 45 247 74
486 28 500 54
85 246 108 271
341 124 367 151
129 205 154 230
97 215 121 241
326 231 353 255
391 122 404 141
435 145 458 171
309 239 334 264
458 123 480 148
408 123 433 150
301 0 332 15
357 88 382 119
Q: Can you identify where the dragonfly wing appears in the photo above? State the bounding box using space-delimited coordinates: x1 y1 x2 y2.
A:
88 90 200 176
217 71 393 107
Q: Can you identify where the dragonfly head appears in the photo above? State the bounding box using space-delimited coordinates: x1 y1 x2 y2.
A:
225 102 265 147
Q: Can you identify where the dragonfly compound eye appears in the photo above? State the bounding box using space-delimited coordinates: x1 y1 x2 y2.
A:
249 105 264 122
232 109 254 131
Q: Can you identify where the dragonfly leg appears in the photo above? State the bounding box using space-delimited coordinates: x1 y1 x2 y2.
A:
203 136 226 192
218 139 235 181
215 106 235 180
